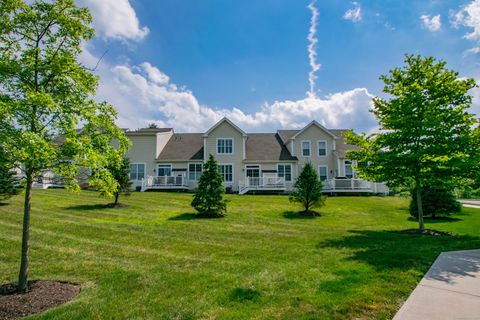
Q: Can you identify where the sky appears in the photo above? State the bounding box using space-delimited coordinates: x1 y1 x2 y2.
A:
76 0 480 133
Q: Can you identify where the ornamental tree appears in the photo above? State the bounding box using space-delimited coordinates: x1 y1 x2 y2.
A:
289 162 325 215
0 0 129 292
191 154 227 216
103 157 132 207
346 54 480 230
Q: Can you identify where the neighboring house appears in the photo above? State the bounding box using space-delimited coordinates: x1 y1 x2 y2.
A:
126 118 388 195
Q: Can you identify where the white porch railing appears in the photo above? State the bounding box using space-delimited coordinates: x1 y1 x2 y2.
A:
323 178 389 194
32 176 65 189
141 175 188 191
239 176 286 194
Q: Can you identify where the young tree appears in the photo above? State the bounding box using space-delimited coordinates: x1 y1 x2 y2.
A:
191 154 227 216
103 157 132 207
346 54 480 230
0 0 129 292
289 162 325 215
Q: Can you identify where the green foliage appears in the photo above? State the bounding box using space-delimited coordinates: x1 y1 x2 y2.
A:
0 0 130 195
0 160 19 202
103 157 132 205
191 154 227 216
409 187 461 218
289 162 325 214
346 54 480 229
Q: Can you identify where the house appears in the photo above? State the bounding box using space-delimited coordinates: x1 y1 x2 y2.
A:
126 118 388 195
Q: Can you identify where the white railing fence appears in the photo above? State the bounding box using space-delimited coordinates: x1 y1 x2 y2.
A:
142 175 188 190
323 178 388 194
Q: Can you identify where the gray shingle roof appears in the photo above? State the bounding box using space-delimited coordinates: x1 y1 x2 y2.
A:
277 130 299 142
329 129 359 158
157 133 204 161
245 133 297 161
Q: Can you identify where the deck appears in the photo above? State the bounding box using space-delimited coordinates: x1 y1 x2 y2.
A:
141 176 189 191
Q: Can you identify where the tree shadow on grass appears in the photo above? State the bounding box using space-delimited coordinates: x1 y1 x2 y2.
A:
319 230 480 282
0 203 9 206
65 204 111 211
407 216 463 223
283 211 319 219
168 213 224 221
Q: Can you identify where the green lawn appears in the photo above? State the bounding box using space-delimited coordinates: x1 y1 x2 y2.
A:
1 190 479 319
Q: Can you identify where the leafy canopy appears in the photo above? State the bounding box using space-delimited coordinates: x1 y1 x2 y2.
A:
289 162 325 214
191 154 227 216
346 54 479 190
0 0 129 196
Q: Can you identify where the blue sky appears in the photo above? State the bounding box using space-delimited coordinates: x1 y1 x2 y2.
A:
78 0 480 132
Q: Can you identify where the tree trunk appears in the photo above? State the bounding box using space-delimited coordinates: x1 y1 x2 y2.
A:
114 192 119 205
416 185 425 231
18 172 33 292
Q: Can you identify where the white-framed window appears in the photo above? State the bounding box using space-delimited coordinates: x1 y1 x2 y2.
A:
218 164 233 182
130 163 146 181
157 164 172 177
317 140 327 156
301 140 311 157
344 160 353 179
188 163 203 181
277 164 292 182
318 165 328 181
217 138 233 154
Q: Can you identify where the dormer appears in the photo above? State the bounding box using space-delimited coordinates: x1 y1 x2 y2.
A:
203 117 247 161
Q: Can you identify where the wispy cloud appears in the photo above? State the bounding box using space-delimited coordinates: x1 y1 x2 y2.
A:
307 0 321 98
420 14 442 32
343 2 362 23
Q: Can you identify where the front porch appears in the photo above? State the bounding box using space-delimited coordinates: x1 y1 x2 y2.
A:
323 178 389 195
239 176 286 194
141 175 189 191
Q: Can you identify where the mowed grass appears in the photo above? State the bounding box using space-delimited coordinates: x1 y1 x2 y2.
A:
1 190 480 319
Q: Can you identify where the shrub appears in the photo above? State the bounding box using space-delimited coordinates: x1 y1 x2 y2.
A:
409 187 461 218
289 162 325 215
191 154 227 216
0 165 20 202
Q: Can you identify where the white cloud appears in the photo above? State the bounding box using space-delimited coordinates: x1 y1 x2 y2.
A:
451 0 480 41
77 0 149 41
420 14 442 32
79 47 378 133
343 2 362 23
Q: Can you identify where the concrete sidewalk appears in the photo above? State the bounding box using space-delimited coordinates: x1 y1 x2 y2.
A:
461 200 480 209
394 249 480 320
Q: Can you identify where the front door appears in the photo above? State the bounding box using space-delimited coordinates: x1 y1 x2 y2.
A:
245 165 260 186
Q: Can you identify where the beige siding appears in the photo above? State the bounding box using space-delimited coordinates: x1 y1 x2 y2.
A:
205 121 244 191
126 135 157 188
292 125 337 179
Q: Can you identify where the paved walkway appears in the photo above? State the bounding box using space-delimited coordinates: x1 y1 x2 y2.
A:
394 249 480 320
461 200 480 209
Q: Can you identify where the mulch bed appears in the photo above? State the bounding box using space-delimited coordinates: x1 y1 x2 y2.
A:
394 229 453 236
0 280 80 320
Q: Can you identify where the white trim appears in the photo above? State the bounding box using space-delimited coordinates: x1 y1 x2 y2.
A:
242 136 246 160
317 140 327 157
203 137 207 162
277 163 293 182
130 162 146 181
188 162 203 182
157 163 172 177
290 120 337 140
204 117 247 137
318 165 328 181
216 137 234 155
344 160 354 178
218 163 234 183
301 140 311 157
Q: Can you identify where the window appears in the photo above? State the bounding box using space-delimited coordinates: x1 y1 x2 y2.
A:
217 138 233 154
344 160 353 179
301 141 311 157
278 164 292 182
318 140 327 156
130 163 146 181
157 164 172 177
218 164 233 182
189 163 203 181
318 165 328 181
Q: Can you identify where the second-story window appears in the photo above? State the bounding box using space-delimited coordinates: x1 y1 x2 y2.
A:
217 138 233 154
318 140 327 156
302 141 311 157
